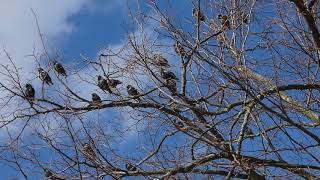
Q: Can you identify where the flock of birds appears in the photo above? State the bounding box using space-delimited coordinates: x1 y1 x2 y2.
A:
23 53 180 107
35 9 239 179
24 41 187 107
192 7 232 29
28 48 183 179
24 8 233 108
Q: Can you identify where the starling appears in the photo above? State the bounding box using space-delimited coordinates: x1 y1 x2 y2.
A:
97 76 112 93
108 79 122 88
126 163 137 171
127 85 140 100
154 54 170 67
25 83 35 105
92 93 102 104
38 68 53 85
217 14 230 29
166 79 177 94
192 8 205 22
244 127 254 139
83 143 96 160
44 168 65 180
53 61 66 76
174 42 186 57
161 69 178 80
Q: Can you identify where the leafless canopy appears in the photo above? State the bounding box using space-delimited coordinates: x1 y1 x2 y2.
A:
0 0 320 179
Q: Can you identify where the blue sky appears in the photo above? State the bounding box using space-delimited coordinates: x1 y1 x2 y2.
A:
0 0 318 179
61 1 128 58
1 1 310 179
60 0 192 59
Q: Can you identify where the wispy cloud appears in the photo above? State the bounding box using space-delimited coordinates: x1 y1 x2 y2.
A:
0 0 95 83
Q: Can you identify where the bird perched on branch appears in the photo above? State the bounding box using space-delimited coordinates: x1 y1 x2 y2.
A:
38 68 53 85
53 61 67 77
154 54 170 67
174 42 186 57
82 143 96 161
25 83 35 105
217 14 230 29
44 168 65 180
97 75 112 93
126 163 137 171
161 69 178 80
127 85 140 100
244 127 254 139
192 8 205 22
91 93 102 105
166 79 177 94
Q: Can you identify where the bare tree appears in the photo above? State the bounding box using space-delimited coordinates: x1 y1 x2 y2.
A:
0 0 320 179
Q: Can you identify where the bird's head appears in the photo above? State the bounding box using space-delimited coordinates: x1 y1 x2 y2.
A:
25 83 31 88
92 93 97 97
37 67 44 72
153 54 160 60
192 8 196 14
127 85 132 90
217 14 222 19
98 75 103 81
83 143 90 148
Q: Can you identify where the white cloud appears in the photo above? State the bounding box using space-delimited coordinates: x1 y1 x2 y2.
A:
0 0 92 75
0 0 108 138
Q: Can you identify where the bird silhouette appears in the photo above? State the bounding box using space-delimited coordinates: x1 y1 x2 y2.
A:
244 127 254 139
161 69 178 80
25 83 35 105
82 143 96 160
127 85 140 100
91 93 102 104
166 79 177 94
154 54 170 67
174 42 186 57
192 8 205 22
53 61 67 77
217 14 230 29
97 76 112 93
